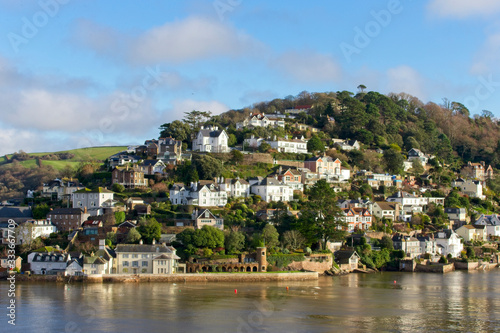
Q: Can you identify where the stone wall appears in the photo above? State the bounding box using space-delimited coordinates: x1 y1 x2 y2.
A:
286 254 332 273
454 261 479 270
415 263 455 273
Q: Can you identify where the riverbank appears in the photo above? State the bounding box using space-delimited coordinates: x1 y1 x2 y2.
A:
8 272 319 283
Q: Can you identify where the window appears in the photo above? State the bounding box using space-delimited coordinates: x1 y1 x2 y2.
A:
123 254 129 259
132 254 138 258
132 261 139 267
142 254 148 259
123 261 129 267
142 261 148 267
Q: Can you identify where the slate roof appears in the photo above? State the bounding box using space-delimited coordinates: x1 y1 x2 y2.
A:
48 208 86 215
0 206 33 219
474 214 500 226
115 244 176 253
334 250 359 264
153 253 181 260
375 202 398 211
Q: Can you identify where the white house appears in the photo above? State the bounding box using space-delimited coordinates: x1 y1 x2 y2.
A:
192 126 229 153
218 178 250 198
16 220 56 245
115 241 180 274
42 179 85 200
386 191 426 221
335 140 360 151
456 225 487 242
170 181 228 207
452 178 485 199
267 136 308 154
72 187 114 212
474 214 500 239
434 230 463 258
250 177 294 202
191 209 224 230
236 112 285 129
417 235 438 257
392 234 421 258
407 148 430 165
27 252 72 275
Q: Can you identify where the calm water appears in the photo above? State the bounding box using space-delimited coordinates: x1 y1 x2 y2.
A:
2 271 500 333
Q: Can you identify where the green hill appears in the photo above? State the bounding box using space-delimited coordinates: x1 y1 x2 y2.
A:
2 146 127 170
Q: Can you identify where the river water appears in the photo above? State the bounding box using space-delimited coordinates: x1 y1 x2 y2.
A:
1 270 500 333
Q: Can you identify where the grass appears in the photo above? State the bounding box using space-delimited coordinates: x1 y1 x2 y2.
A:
1 146 127 170
40 160 82 171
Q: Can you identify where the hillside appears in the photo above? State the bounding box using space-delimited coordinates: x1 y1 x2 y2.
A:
0 146 127 200
2 146 127 170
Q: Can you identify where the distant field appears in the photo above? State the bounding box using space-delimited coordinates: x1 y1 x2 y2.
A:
26 146 127 161
1 146 127 170
40 160 82 171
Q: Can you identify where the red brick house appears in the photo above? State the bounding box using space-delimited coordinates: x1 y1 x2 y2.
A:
112 165 148 188
47 208 90 232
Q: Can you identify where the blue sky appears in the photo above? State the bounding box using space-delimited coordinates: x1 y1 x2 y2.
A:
1 0 500 155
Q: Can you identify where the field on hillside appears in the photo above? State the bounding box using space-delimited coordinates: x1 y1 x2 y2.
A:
1 146 127 170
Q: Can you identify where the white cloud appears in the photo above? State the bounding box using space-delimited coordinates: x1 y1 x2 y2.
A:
271 51 342 83
74 16 265 65
427 0 500 19
385 65 427 100
470 32 500 75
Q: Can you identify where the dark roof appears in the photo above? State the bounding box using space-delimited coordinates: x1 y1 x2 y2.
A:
334 250 359 264
140 160 163 166
30 253 69 262
199 129 224 138
48 208 86 215
153 253 180 260
115 244 176 253
0 206 33 218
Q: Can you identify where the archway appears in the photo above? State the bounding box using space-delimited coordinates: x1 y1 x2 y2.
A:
246 266 251 272
252 266 257 272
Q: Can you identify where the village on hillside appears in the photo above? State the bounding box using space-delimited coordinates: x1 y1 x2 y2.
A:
2 92 500 277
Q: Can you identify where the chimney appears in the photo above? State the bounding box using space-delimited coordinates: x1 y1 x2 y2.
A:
84 207 87 214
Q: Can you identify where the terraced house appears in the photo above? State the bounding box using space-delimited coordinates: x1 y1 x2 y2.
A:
115 240 180 274
169 181 228 207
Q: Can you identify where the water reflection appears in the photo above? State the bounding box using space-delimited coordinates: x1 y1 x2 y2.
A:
1 271 500 332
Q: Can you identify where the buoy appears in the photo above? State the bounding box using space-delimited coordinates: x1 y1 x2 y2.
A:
286 286 289 291
394 280 397 284
234 289 237 294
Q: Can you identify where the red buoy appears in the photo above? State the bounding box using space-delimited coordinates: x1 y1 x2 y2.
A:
234 289 237 294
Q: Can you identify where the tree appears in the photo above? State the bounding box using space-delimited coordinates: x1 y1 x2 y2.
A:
357 84 366 93
282 230 306 250
228 134 237 147
159 120 191 142
224 230 245 254
258 142 271 153
137 217 162 244
261 224 280 250
230 149 244 164
126 228 142 244
307 135 325 153
379 235 394 250
32 203 50 219
192 154 224 180
112 183 125 193
295 180 346 249
114 211 126 224
383 148 404 174
195 225 224 249
411 159 424 176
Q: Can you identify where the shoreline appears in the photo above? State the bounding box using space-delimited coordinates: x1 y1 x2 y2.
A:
5 272 319 283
